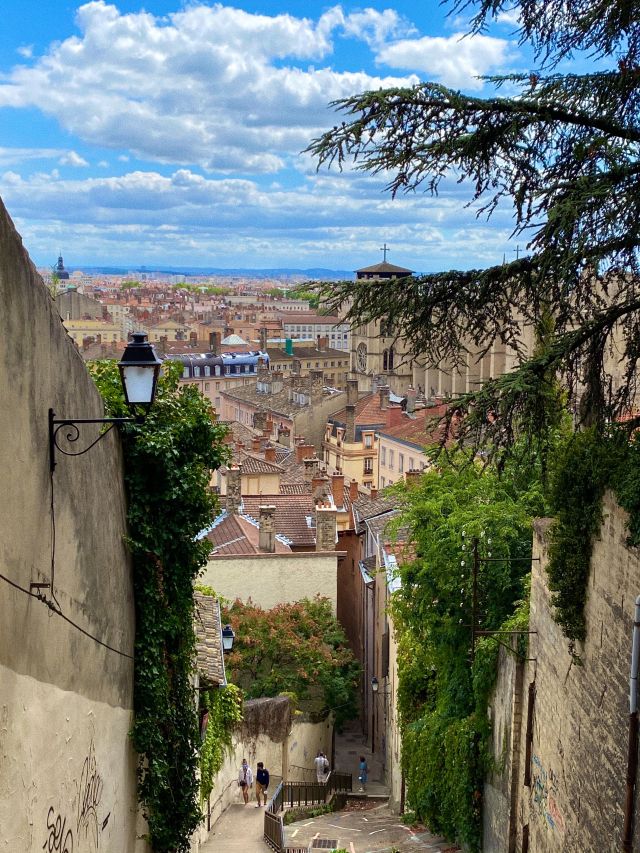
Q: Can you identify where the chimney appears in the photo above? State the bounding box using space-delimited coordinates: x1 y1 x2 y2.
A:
349 479 359 502
159 335 168 356
260 327 268 351
315 504 337 551
265 446 276 463
379 385 390 410
347 378 359 407
292 357 301 374
386 406 405 428
225 465 242 514
406 386 416 414
295 442 315 464
370 486 378 500
278 426 290 447
405 468 423 486
303 456 321 481
310 369 324 401
253 410 267 431
251 437 261 452
258 505 276 553
312 474 330 502
331 472 345 509
209 331 220 355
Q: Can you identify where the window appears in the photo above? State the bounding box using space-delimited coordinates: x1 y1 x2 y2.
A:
182 367 189 379
204 366 211 376
381 446 386 465
194 366 201 377
364 433 373 448
388 449 395 470
409 457 415 470
364 458 373 475
205 382 210 391
381 477 386 488
399 453 404 473
216 382 220 390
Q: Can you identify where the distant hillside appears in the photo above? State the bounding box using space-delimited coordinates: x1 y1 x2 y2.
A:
66 265 355 280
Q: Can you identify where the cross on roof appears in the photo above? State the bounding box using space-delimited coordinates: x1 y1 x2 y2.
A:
380 243 390 262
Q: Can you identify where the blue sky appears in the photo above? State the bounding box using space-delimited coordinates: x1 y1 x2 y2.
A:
0 0 558 271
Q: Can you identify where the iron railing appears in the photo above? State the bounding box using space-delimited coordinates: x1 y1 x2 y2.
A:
264 771 352 852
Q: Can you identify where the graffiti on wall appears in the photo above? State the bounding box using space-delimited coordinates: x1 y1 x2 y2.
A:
531 754 565 833
42 738 110 852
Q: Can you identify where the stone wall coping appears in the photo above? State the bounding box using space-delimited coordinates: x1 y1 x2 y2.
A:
209 550 346 561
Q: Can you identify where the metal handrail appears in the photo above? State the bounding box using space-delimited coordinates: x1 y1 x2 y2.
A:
264 772 352 852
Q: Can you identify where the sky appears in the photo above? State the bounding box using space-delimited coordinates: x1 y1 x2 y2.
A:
0 0 564 271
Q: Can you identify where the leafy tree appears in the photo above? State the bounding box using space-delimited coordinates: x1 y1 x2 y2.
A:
266 286 286 298
308 0 640 453
120 279 141 289
389 454 544 848
290 283 321 309
223 597 360 727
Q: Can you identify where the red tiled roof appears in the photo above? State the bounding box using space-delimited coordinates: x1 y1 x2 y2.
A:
206 513 291 555
329 392 402 426
241 495 316 547
378 405 449 447
279 483 312 495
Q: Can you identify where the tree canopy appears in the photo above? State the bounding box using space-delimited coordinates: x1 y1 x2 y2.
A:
223 597 360 728
307 0 640 454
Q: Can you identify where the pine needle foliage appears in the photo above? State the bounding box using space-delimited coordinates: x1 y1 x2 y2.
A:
307 0 640 451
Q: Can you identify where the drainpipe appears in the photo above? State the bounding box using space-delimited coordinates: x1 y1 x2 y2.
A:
623 595 640 853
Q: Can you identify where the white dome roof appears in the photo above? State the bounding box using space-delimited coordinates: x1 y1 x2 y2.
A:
221 333 247 345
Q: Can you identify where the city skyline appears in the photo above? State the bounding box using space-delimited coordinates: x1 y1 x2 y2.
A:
1 0 593 270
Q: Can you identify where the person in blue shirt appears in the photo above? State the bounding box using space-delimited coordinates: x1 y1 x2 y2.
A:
358 756 368 793
256 761 270 807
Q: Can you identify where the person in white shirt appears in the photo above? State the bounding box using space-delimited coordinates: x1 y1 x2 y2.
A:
314 750 325 783
238 758 253 804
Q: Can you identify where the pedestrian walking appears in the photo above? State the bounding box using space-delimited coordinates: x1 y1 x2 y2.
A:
314 750 325 784
358 755 368 792
255 761 270 807
238 757 253 804
320 751 330 783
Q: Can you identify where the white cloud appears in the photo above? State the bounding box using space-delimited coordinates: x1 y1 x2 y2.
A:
0 147 65 167
0 166 515 269
376 32 514 89
59 150 89 167
17 45 34 59
496 9 522 26
0 2 418 173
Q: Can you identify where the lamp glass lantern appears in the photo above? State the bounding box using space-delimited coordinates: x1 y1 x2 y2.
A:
118 332 162 410
221 624 235 652
371 676 379 693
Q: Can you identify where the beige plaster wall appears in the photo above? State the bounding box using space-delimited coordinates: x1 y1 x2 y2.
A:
0 198 142 850
199 552 339 612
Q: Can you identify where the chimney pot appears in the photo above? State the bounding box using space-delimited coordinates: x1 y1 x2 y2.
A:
258 505 277 553
331 472 345 508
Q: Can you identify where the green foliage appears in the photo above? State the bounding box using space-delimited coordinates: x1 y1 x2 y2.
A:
266 287 285 298
203 285 232 296
199 684 243 804
120 279 141 289
308 0 640 443
223 597 360 727
391 455 541 850
283 803 333 824
289 282 322 309
91 360 230 853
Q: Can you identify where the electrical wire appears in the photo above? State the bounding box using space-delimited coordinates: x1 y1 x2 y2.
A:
0 570 134 660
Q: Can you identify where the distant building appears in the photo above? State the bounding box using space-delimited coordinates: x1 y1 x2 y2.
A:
53 253 69 281
349 260 415 396
280 312 350 351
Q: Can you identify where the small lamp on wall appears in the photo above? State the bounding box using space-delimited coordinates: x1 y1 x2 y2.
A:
221 624 235 652
49 332 161 471
371 676 379 693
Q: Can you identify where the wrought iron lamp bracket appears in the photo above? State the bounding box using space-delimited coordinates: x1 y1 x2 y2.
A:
48 408 135 471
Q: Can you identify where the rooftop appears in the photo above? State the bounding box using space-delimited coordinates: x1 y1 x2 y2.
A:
378 404 449 449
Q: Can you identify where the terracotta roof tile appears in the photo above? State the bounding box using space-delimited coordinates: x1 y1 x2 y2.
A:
241 495 316 547
378 405 449 447
328 392 402 427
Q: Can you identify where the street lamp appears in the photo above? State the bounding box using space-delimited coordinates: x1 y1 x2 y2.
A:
49 332 162 471
371 676 378 753
371 676 379 693
221 624 235 652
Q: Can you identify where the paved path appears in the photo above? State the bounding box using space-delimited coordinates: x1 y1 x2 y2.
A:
332 721 388 797
285 802 459 853
199 802 267 853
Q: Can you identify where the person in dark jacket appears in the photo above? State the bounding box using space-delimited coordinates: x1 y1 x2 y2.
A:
255 761 270 806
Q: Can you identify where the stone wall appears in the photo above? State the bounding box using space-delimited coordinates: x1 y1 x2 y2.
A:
0 199 142 850
484 492 640 852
